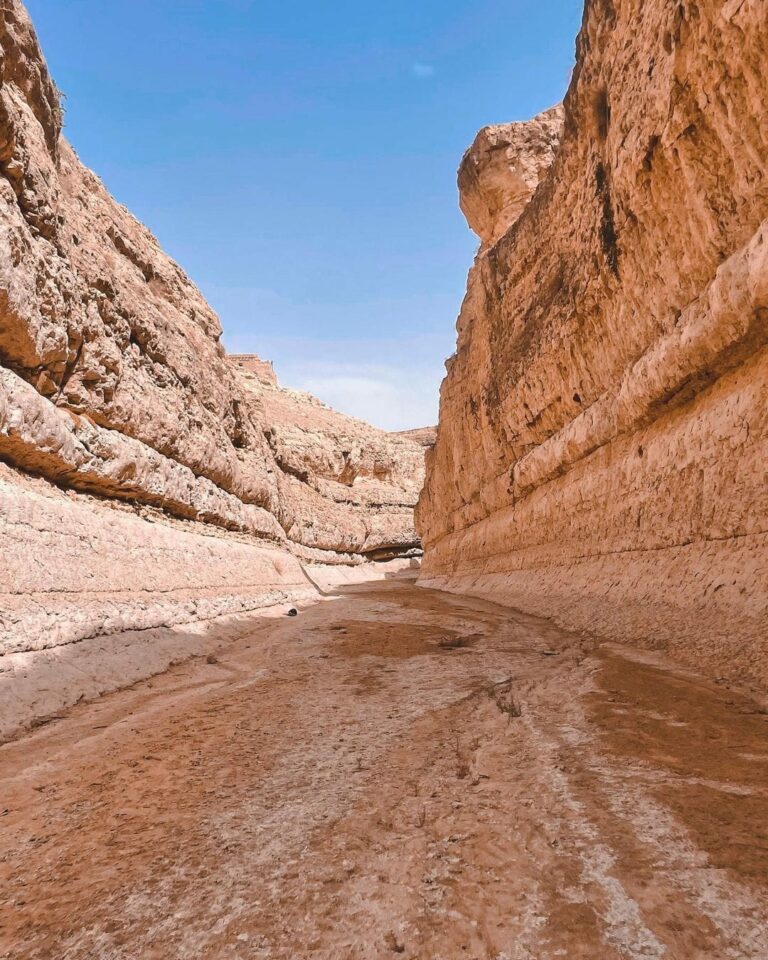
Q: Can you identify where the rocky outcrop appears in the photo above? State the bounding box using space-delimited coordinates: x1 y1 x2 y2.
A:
458 105 564 250
231 353 278 386
417 0 768 690
0 1 428 677
394 426 437 448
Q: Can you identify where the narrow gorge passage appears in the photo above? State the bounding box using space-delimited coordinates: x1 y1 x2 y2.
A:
1 578 767 960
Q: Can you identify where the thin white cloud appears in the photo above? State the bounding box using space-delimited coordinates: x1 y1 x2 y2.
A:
411 62 436 79
227 336 449 431
210 287 456 430
294 369 439 432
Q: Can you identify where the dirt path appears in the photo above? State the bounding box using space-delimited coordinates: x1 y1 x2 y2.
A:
1 577 767 960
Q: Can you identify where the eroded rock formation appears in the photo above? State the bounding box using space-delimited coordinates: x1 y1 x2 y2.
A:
417 0 768 689
458 105 564 250
0 0 427 701
233 357 426 561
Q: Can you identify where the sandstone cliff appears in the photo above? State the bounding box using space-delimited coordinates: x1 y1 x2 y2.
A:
417 0 768 689
0 0 427 712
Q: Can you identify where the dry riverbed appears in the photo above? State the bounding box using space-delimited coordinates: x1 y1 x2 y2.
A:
1 576 767 959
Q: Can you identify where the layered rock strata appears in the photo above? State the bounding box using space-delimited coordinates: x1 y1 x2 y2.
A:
418 0 768 689
0 1 427 683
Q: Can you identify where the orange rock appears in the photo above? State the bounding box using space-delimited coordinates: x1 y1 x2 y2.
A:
417 0 768 690
0 1 429 669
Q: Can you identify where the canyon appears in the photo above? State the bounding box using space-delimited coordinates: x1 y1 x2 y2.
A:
0 1 432 738
1 0 767 957
417 0 768 693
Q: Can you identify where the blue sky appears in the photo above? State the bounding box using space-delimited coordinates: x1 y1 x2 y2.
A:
27 0 582 429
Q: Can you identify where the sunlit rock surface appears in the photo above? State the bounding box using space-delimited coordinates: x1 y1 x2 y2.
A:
417 0 768 689
0 1 428 666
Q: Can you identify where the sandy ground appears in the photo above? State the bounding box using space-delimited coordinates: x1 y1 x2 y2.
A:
1 576 767 959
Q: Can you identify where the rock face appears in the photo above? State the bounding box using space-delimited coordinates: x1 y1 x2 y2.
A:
0 1 427 675
232 358 425 560
417 0 768 689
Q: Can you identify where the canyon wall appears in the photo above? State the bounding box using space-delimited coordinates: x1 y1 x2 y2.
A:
0 0 427 710
417 0 768 689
